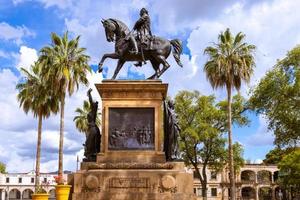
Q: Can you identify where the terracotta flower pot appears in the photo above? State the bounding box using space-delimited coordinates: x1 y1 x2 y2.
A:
55 185 72 200
32 193 49 200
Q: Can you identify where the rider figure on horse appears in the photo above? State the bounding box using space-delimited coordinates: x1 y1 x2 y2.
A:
130 8 153 67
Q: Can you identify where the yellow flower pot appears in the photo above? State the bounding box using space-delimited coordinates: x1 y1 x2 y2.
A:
32 193 49 200
55 185 72 200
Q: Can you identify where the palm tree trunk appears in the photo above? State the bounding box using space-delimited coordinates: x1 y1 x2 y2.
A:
35 112 43 192
58 93 65 181
227 84 236 200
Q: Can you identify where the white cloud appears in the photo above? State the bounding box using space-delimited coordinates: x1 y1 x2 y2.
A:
39 0 73 9
12 0 26 5
253 159 263 164
0 50 9 58
0 68 102 172
246 115 274 146
65 18 109 65
16 46 38 71
0 69 28 131
12 0 73 9
150 0 238 36
0 22 35 45
173 0 300 100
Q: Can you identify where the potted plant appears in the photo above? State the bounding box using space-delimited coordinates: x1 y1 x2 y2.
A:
32 181 50 200
54 175 72 200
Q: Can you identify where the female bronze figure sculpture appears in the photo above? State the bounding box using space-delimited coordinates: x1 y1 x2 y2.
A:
83 88 101 162
164 100 180 161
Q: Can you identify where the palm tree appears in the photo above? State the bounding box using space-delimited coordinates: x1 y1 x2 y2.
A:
39 32 90 182
16 63 59 192
73 100 101 137
204 28 255 200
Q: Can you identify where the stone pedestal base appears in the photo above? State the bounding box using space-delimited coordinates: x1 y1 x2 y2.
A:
71 162 195 200
70 81 196 200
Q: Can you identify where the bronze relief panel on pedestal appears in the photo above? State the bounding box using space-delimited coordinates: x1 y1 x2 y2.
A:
108 108 155 150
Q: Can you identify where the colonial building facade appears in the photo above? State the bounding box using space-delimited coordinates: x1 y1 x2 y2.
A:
0 165 287 200
193 164 284 200
0 171 68 200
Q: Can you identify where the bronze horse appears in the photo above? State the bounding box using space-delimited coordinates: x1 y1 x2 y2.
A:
98 18 183 79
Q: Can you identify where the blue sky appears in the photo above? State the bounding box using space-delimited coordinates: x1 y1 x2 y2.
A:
0 0 299 172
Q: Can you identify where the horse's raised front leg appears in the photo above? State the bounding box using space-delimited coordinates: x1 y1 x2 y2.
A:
147 59 160 79
156 55 170 78
98 53 119 73
112 59 125 79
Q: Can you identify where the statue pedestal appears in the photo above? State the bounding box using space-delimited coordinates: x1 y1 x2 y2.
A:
71 80 196 200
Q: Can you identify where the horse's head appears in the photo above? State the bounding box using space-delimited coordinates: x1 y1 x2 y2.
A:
101 19 116 42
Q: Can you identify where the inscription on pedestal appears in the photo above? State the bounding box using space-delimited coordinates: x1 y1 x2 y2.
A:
108 177 150 188
108 108 155 150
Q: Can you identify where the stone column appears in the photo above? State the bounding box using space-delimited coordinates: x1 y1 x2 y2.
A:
2 190 5 200
271 172 274 184
255 187 259 200
221 186 225 200
272 187 276 200
255 171 258 184
237 187 241 200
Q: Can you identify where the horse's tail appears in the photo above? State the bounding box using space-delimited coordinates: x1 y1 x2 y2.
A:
170 39 183 67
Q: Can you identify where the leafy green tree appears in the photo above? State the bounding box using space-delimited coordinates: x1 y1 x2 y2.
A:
204 28 255 199
278 149 300 194
249 45 300 147
39 32 90 181
0 162 6 173
73 100 101 136
174 90 246 199
263 148 285 165
263 147 299 165
16 63 59 192
232 142 245 173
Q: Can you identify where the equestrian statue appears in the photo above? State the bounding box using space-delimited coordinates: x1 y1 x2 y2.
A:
98 8 183 79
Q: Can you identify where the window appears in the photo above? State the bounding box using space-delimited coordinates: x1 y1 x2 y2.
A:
31 178 34 183
18 177 22 183
193 171 200 179
6 177 9 183
211 188 217 197
210 171 217 180
44 178 47 183
193 187 202 196
197 188 202 196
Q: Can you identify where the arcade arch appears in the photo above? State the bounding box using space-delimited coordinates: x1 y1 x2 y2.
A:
241 186 256 200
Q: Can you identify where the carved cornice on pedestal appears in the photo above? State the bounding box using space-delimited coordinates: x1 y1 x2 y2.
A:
86 162 174 170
